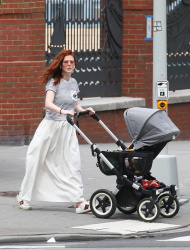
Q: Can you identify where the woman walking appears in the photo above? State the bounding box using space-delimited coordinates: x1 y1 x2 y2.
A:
17 49 95 214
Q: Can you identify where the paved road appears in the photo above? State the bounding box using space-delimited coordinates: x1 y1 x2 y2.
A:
0 141 189 243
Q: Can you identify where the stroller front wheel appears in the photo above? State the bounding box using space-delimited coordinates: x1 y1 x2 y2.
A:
90 189 117 218
158 194 180 218
137 198 160 222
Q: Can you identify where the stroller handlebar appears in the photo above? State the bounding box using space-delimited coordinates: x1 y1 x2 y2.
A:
75 110 90 116
66 111 100 126
75 111 100 121
66 111 90 124
67 112 127 150
66 114 74 125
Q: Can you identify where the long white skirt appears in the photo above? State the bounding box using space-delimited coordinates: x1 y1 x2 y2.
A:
19 119 84 203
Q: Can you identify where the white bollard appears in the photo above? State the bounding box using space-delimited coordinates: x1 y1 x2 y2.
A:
151 155 180 197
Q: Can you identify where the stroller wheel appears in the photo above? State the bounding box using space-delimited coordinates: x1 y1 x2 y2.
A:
158 194 180 218
90 189 117 218
117 205 137 214
137 198 160 222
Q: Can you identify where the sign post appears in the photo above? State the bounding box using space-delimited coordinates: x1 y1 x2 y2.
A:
151 0 180 196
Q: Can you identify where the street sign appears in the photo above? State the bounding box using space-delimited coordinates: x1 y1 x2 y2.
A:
156 81 169 100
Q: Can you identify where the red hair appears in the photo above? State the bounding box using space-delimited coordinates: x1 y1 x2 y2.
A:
40 49 77 86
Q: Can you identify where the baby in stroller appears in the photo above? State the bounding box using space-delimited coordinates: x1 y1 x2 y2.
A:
67 107 181 222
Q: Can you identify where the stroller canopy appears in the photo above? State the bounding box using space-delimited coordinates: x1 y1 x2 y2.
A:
124 107 180 150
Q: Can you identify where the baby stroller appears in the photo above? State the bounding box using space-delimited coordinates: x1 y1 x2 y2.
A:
67 107 181 222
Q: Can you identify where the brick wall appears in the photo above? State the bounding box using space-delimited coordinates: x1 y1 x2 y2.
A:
0 0 46 145
168 103 190 140
122 0 153 107
0 0 189 145
77 109 131 145
121 0 190 141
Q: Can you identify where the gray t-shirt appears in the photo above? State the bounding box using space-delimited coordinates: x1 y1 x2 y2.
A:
45 77 80 121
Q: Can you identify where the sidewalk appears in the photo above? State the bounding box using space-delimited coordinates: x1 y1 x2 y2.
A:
0 141 189 243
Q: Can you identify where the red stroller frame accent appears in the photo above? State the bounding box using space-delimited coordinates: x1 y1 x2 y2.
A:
67 111 180 222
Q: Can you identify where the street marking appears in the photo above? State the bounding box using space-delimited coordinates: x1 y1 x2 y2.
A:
0 246 65 249
158 236 190 241
47 237 56 243
73 220 180 235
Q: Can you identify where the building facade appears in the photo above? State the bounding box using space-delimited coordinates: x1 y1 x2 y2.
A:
0 0 189 145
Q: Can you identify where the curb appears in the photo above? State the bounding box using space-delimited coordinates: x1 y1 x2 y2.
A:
0 199 189 244
0 234 127 244
0 224 189 244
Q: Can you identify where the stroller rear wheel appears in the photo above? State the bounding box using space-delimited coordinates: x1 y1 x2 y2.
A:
117 204 137 214
90 189 117 218
137 198 160 222
158 194 180 218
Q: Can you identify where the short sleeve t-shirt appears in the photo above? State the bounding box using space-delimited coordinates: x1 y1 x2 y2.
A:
45 77 80 121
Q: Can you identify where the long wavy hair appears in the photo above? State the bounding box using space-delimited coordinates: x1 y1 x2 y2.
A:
40 49 77 86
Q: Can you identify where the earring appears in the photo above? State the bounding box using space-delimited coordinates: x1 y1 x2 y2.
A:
60 65 61 69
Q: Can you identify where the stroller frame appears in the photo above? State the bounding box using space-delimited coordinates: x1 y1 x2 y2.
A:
67 111 180 222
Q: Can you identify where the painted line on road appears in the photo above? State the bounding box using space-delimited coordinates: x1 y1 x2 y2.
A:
158 235 190 241
0 246 65 249
73 220 180 235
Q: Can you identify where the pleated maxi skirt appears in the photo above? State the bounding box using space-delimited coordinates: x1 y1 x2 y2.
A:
19 119 84 203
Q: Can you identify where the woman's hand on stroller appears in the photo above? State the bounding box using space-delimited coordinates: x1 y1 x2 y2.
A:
85 107 95 116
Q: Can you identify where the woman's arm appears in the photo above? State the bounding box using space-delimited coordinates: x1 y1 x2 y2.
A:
45 90 75 116
75 101 95 115
75 101 86 112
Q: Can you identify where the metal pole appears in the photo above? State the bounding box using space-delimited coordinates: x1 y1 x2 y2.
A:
152 0 180 197
153 0 168 155
153 0 167 110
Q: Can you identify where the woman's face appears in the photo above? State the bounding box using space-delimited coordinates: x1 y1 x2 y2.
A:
61 55 75 74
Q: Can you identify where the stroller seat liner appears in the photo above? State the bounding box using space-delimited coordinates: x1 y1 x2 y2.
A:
98 150 154 177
